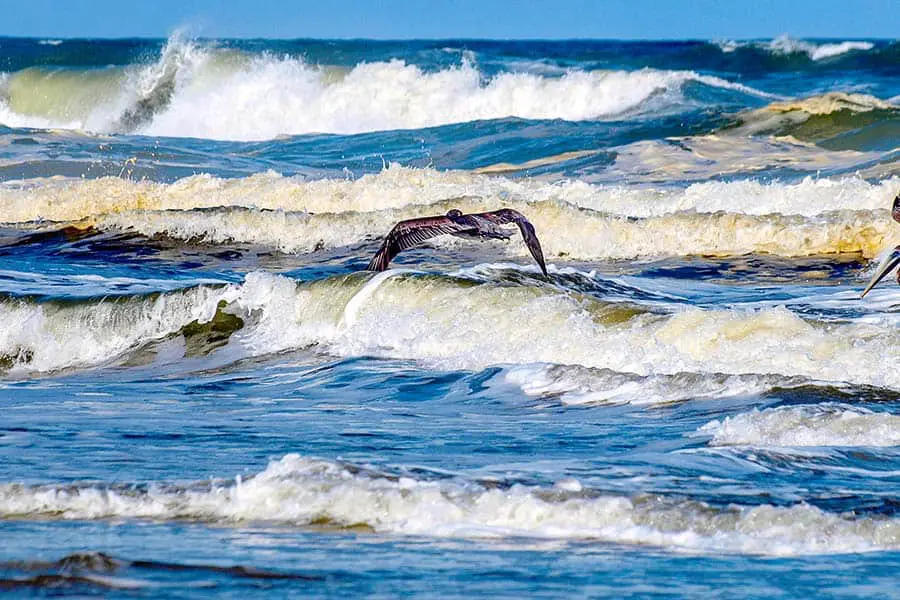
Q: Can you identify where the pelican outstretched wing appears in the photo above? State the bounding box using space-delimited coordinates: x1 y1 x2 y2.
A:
366 215 476 271
475 209 548 275
861 245 900 298
860 192 900 297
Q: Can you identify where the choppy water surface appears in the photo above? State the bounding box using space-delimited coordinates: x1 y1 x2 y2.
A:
1 35 900 597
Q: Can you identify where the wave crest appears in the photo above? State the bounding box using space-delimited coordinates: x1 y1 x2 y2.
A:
702 404 900 447
0 37 775 139
717 36 875 61
3 270 900 394
2 453 899 555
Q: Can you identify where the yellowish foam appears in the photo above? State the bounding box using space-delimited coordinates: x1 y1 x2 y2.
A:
94 202 897 260
4 166 896 225
2 167 898 260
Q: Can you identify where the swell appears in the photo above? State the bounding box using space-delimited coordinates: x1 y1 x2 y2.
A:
0 285 238 373
727 92 900 150
0 551 321 592
92 203 896 261
0 35 201 134
715 36 888 64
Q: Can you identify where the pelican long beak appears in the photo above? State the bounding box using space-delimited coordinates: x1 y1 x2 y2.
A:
861 247 900 298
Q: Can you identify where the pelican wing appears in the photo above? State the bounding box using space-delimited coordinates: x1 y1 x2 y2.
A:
861 245 900 298
366 215 476 271
476 209 548 275
892 192 900 224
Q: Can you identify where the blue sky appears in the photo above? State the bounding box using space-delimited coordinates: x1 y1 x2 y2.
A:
3 0 898 39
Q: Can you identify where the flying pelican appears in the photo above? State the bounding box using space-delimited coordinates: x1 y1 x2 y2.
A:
366 208 548 275
861 192 900 297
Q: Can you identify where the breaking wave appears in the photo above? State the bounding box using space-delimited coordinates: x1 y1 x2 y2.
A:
717 36 876 62
2 169 898 260
0 36 776 140
4 271 900 396
702 404 900 447
1 453 898 556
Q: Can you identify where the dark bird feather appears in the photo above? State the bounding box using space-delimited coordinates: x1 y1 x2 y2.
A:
366 208 548 275
861 192 900 298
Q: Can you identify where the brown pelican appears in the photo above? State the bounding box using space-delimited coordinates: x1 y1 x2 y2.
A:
366 208 548 275
861 193 900 297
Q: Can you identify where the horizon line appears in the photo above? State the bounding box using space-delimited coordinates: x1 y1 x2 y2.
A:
1 34 896 43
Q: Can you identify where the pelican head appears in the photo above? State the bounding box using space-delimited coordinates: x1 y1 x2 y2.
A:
446 209 463 218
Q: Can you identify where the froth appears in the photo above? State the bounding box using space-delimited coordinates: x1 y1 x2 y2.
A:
767 36 875 61
702 405 900 447
717 37 876 61
3 169 897 260
0 37 777 139
232 273 900 391
1 453 898 555
0 285 234 372
6 271 900 392
504 365 797 406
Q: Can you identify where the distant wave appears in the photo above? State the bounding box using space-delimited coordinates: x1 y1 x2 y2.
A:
0 36 776 140
716 36 875 61
726 92 899 144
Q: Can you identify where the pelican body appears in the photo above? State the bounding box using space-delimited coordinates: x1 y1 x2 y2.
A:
366 208 548 275
861 192 900 297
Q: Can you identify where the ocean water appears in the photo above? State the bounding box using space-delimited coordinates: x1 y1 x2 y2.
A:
1 34 900 597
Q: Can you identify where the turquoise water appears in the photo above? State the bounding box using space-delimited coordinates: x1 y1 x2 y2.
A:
1 35 900 596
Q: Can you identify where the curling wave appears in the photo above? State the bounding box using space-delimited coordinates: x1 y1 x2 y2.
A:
5 272 900 395
0 36 776 139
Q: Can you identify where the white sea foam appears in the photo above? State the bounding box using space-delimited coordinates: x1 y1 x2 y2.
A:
0 453 897 556
716 37 875 61
5 271 900 392
702 405 900 447
504 365 796 406
0 284 236 372
0 37 777 140
767 36 875 61
222 273 900 390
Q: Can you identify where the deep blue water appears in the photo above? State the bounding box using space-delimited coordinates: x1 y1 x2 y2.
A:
1 36 900 597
